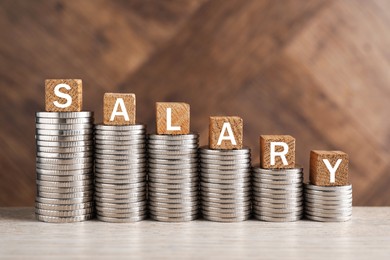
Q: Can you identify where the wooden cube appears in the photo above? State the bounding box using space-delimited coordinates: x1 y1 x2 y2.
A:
156 102 190 135
260 135 295 169
209 116 243 150
103 93 136 125
310 150 349 186
45 79 82 112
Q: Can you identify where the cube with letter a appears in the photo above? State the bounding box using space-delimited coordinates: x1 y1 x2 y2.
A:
156 102 190 135
45 79 82 112
310 150 349 186
104 93 136 125
260 135 295 169
209 116 243 150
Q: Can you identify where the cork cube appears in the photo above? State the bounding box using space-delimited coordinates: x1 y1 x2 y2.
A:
156 102 190 135
260 135 295 169
103 93 136 125
310 150 349 186
209 116 243 150
45 79 82 112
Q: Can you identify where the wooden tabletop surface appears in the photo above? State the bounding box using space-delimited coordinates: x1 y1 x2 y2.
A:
0 207 389 259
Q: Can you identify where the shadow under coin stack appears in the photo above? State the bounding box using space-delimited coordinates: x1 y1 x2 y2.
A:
94 125 147 222
304 150 352 222
252 167 304 222
147 134 200 222
35 112 95 223
200 148 252 222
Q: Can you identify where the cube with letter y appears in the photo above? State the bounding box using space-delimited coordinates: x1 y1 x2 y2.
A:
260 135 295 169
104 93 136 125
156 102 190 135
45 79 82 112
310 150 349 186
209 116 243 150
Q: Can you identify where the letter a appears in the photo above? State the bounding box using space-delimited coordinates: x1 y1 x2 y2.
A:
217 122 237 145
110 98 130 121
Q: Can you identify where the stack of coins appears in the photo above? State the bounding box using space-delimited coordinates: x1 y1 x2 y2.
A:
252 167 303 222
304 183 352 222
200 148 251 222
35 111 94 223
147 134 199 222
94 124 147 222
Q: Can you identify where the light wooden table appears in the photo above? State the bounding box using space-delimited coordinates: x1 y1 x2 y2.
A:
0 207 389 259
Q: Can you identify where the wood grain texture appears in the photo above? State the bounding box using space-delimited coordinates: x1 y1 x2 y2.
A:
0 0 390 206
103 93 136 125
310 150 349 186
45 79 82 112
209 116 243 149
260 135 295 169
0 207 390 259
156 102 190 134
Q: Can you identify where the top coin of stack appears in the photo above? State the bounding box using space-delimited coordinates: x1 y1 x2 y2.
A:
94 93 147 222
304 150 352 222
147 102 199 222
35 79 95 223
253 135 303 222
201 116 251 222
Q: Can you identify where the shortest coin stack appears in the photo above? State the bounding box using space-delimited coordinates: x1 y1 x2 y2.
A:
94 124 147 222
304 183 352 222
35 111 95 223
200 148 252 222
253 167 303 222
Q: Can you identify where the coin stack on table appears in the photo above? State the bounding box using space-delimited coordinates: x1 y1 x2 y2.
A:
200 148 252 222
147 134 200 222
252 167 304 222
94 125 147 222
304 184 352 222
35 111 95 223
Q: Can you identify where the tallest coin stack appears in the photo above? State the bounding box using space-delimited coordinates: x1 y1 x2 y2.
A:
35 112 95 223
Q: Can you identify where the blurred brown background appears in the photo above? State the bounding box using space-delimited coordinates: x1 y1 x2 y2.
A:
1 0 389 206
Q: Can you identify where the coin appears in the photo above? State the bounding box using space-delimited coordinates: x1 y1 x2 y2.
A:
95 124 145 131
148 134 199 140
36 111 93 118
36 214 94 223
35 202 93 211
35 207 94 217
36 117 93 124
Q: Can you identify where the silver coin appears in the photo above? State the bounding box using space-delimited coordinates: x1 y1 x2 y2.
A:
304 193 353 201
255 214 302 222
36 151 93 159
305 199 352 207
35 207 94 217
200 153 251 160
148 153 198 160
95 135 146 141
203 214 249 222
148 186 198 194
36 213 94 223
149 209 198 218
94 163 145 170
253 167 303 174
148 192 198 199
148 149 198 156
37 157 93 165
148 177 198 184
254 200 302 209
35 202 93 211
253 172 303 180
305 214 352 222
148 144 198 150
255 209 303 218
96 201 146 209
36 129 93 136
200 163 250 170
147 140 199 147
255 206 303 214
36 111 93 118
95 157 146 164
148 168 198 175
94 168 146 175
95 149 146 156
36 146 93 153
149 163 199 171
201 191 249 199
200 147 250 155
258 178 303 185
201 209 250 218
200 168 251 174
253 196 303 203
201 195 250 204
36 168 92 175
201 181 250 189
201 186 250 194
95 124 146 131
97 215 146 223
253 182 302 190
95 144 146 150
37 185 93 193
94 153 146 160
36 134 92 142
96 205 146 214
149 200 198 208
201 158 251 165
36 196 93 205
36 123 93 130
95 177 145 185
149 204 198 213
37 174 93 182
95 172 145 180
95 191 146 199
253 187 303 195
149 181 198 189
95 196 144 204
254 192 302 200
305 206 352 216
36 117 93 124
305 210 353 219
200 172 250 180
94 130 146 136
148 196 198 204
202 204 251 212
95 188 145 195
304 183 352 192
304 189 352 197
202 200 251 208
150 214 198 222
148 158 198 165
96 210 146 219
36 179 93 188
95 181 145 190
95 139 146 146
148 134 199 140
36 140 93 148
